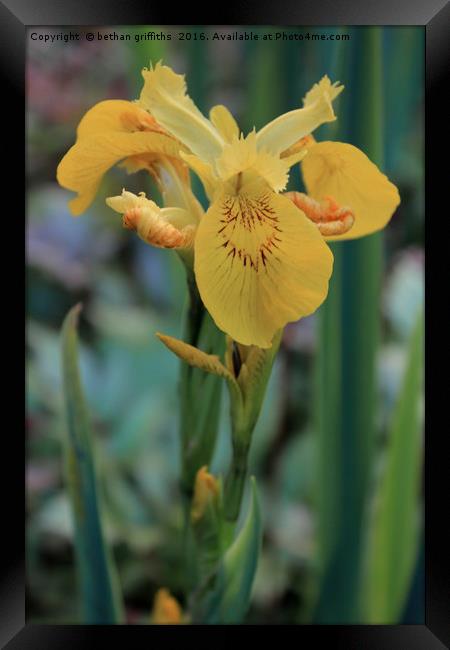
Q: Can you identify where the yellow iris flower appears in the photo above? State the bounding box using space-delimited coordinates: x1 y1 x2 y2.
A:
136 64 353 348
57 63 400 350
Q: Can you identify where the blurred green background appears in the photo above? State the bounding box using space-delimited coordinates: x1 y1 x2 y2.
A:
26 26 424 624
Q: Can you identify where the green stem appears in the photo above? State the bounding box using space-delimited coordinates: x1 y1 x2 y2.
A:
179 271 225 496
224 445 250 522
177 271 225 595
179 275 203 497
223 333 282 522
183 269 204 347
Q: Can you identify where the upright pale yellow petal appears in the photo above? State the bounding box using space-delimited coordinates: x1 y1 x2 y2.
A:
209 105 240 142
255 76 344 156
301 141 401 240
194 181 334 348
139 63 224 164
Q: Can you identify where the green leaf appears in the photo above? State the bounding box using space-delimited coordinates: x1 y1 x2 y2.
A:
362 310 424 622
61 304 124 624
314 28 384 623
195 477 262 623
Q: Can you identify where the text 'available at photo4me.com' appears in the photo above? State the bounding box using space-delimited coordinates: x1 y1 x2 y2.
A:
29 28 351 44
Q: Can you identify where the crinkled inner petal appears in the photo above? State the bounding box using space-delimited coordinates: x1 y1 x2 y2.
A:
194 182 334 348
301 141 401 240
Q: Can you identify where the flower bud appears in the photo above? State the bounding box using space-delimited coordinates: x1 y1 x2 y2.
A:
191 466 220 523
151 588 183 624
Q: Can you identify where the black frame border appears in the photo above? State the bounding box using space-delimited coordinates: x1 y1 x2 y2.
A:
13 0 449 646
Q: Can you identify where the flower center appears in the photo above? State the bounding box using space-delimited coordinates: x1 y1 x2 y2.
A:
217 192 283 273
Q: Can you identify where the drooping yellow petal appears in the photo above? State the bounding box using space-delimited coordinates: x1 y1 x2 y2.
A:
255 76 344 156
194 181 334 348
74 99 163 139
57 99 182 215
139 63 224 165
106 190 196 249
301 141 401 240
209 105 240 143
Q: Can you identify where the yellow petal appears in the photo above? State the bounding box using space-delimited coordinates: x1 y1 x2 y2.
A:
156 158 203 219
57 120 182 216
180 152 218 201
74 99 161 139
106 190 196 249
301 141 401 240
303 76 344 108
209 105 240 142
194 181 334 348
151 588 182 624
139 63 224 164
215 132 290 192
156 332 237 384
215 132 258 181
255 76 344 156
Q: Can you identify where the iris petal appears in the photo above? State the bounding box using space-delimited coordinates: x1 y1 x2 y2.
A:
57 100 181 215
194 180 333 347
301 141 401 240
255 76 344 156
139 63 224 164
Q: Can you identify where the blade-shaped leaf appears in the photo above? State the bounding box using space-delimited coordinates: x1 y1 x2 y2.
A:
61 304 124 624
197 477 262 624
362 310 424 622
314 28 384 623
